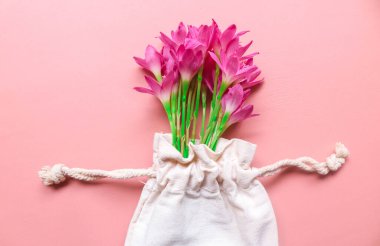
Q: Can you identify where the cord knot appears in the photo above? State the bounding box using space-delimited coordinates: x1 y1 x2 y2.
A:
323 142 349 173
335 142 349 158
38 164 67 186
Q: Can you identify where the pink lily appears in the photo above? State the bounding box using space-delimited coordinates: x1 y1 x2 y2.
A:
187 21 221 56
202 53 220 92
240 69 262 89
134 45 162 81
214 24 250 55
161 46 177 77
221 84 258 126
171 22 187 45
160 21 221 57
134 73 175 103
209 52 256 90
177 46 203 82
159 22 190 50
221 84 244 114
227 104 258 127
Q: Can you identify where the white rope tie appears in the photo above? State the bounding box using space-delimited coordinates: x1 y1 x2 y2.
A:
39 143 349 185
38 164 156 186
253 142 349 178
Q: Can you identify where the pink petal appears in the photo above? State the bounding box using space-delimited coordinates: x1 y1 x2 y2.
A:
171 22 187 44
209 20 221 50
159 32 177 49
236 40 253 57
241 78 263 89
133 57 148 69
134 87 154 95
225 56 239 80
225 38 239 57
197 25 211 45
184 38 203 50
160 72 175 101
208 51 223 69
144 76 161 95
248 70 262 82
228 104 254 126
161 72 174 90
243 88 251 101
161 46 177 75
187 25 199 39
220 24 237 47
242 52 259 60
179 49 201 81
222 84 244 113
145 45 162 75
233 66 258 82
236 30 249 37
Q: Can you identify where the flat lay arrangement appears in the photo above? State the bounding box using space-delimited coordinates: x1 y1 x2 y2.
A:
38 21 349 246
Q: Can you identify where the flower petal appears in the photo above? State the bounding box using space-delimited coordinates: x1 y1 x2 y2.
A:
133 57 148 69
236 40 253 57
221 84 244 113
228 104 254 126
144 76 161 95
145 45 162 75
225 56 240 80
208 51 223 69
171 22 187 44
134 87 155 95
220 24 237 47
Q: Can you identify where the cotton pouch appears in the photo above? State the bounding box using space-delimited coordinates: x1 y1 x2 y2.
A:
39 133 349 246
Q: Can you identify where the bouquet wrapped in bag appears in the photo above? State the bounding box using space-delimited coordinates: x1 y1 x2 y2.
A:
39 21 349 246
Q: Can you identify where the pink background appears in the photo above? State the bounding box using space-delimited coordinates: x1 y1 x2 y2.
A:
1 0 379 245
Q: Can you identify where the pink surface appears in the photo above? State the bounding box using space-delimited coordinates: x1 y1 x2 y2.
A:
1 0 379 245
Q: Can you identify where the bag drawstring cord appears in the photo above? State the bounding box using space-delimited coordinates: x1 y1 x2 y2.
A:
253 142 349 178
38 143 349 186
39 165 156 186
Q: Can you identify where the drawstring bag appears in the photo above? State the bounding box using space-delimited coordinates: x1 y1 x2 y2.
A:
39 133 349 246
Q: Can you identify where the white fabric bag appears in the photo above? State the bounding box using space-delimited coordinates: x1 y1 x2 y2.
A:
126 133 277 246
39 133 349 246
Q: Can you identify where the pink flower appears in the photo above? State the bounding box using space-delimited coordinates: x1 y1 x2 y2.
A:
221 84 244 114
202 53 219 92
221 84 258 127
187 21 221 56
214 24 250 56
134 45 162 81
207 23 260 95
227 104 258 127
134 73 175 103
161 46 177 77
177 46 203 82
171 22 187 45
209 52 258 90
240 70 262 89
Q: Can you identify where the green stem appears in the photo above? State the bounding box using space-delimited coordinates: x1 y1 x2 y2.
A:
204 66 220 144
180 80 190 156
192 69 203 143
200 85 207 143
205 81 229 146
209 108 222 147
211 66 219 111
170 89 177 149
176 82 182 151
210 113 229 150
184 82 195 157
163 101 176 146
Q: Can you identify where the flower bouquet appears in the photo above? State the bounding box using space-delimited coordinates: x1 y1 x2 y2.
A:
39 21 349 246
134 21 261 157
